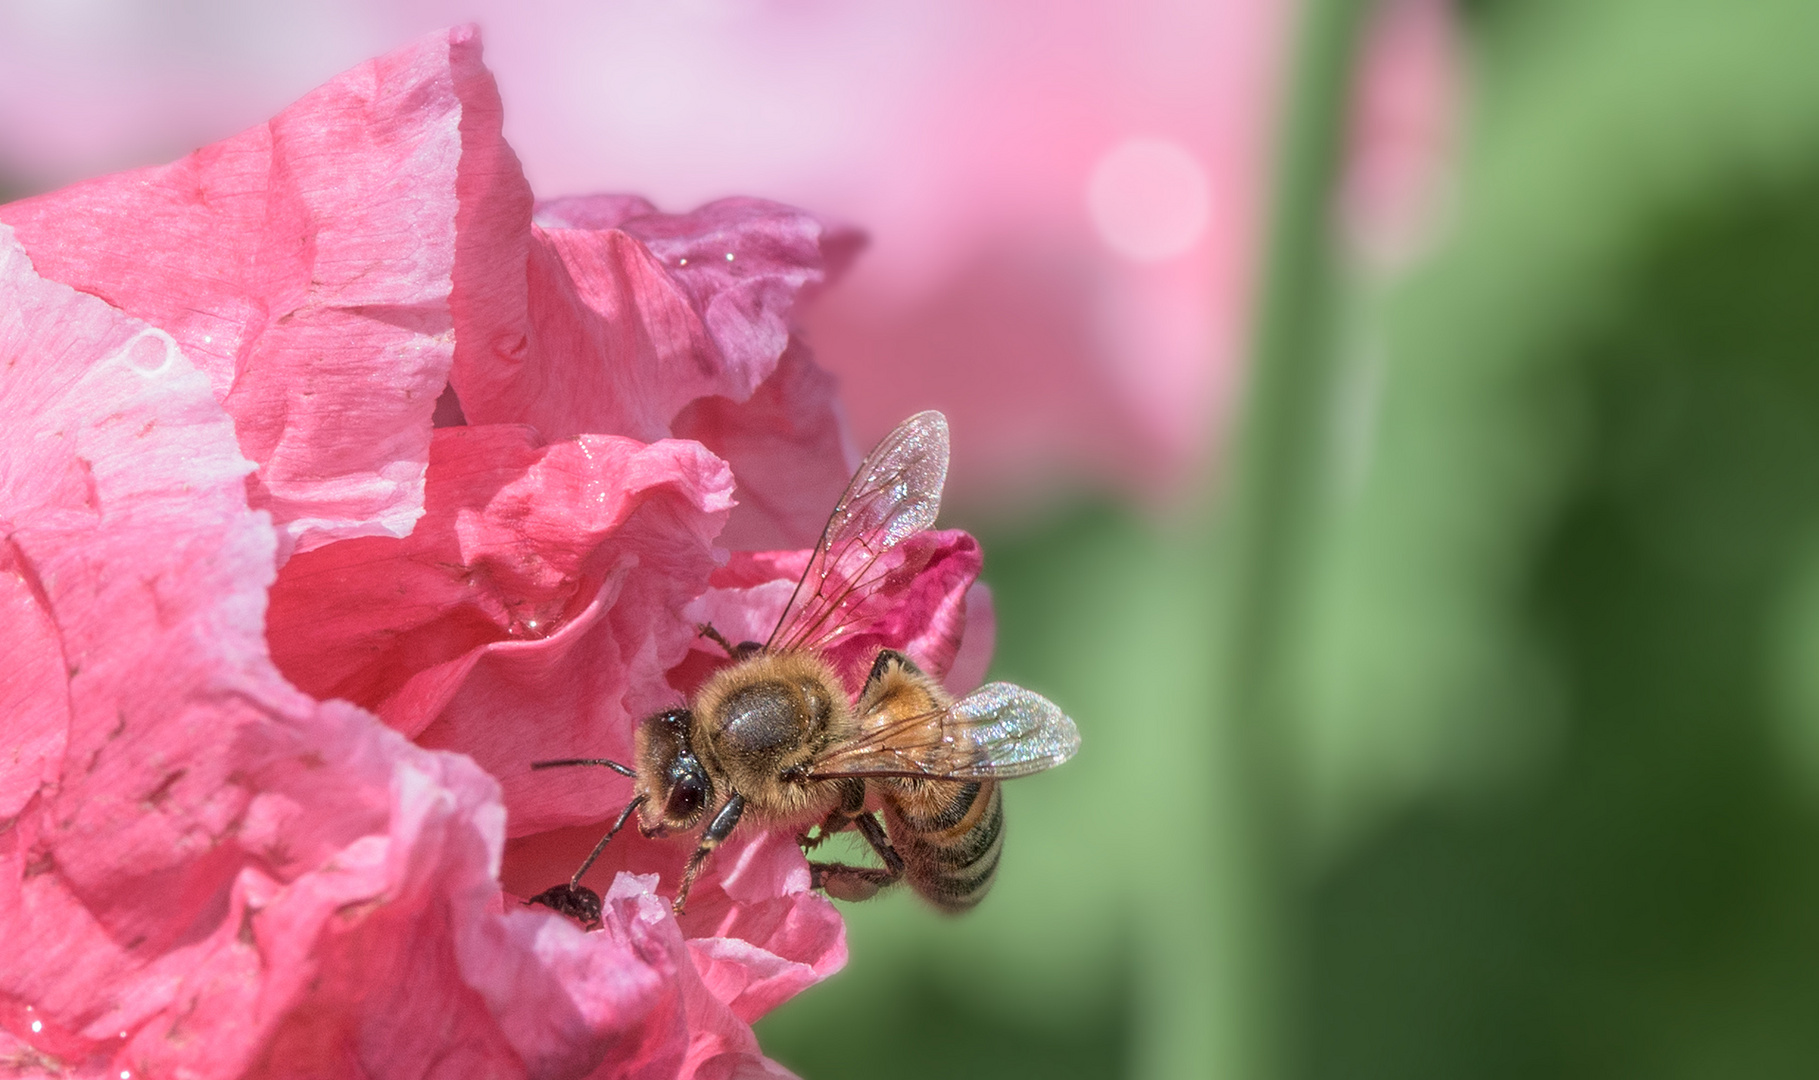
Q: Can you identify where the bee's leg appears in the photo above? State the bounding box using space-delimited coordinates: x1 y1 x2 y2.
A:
673 793 746 915
798 780 867 852
810 862 899 902
853 811 905 870
809 812 906 902
797 809 839 851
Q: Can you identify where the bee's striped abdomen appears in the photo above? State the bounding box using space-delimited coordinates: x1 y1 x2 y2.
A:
884 779 1004 914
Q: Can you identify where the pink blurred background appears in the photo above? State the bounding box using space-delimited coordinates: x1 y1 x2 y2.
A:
0 0 1454 514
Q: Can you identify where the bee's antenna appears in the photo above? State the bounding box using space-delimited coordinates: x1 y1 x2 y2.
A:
572 795 648 888
533 757 635 777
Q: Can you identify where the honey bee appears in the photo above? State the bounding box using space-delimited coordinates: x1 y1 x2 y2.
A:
529 410 1079 922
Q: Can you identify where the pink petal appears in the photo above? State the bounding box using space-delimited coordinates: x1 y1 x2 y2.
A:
671 337 858 551
502 827 845 1031
449 193 860 445
0 224 702 1079
532 195 662 231
604 197 864 394
595 876 803 1080
677 530 986 698
2 29 956 1078
0 26 514 557
539 196 864 369
265 426 736 835
944 582 998 696
851 530 987 689
680 832 848 1023
0 538 68 824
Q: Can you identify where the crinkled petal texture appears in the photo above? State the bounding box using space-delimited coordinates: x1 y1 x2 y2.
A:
1 25 999 1080
266 426 738 835
497 193 862 442
0 28 505 558
0 226 664 1078
453 188 864 551
671 340 857 552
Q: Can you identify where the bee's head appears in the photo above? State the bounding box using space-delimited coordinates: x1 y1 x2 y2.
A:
633 708 713 835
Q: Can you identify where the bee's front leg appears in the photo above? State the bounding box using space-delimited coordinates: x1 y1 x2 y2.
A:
674 793 745 915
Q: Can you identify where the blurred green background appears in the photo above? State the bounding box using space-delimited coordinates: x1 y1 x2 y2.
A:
759 0 1819 1076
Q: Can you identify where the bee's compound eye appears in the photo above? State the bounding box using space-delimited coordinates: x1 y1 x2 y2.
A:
665 757 710 822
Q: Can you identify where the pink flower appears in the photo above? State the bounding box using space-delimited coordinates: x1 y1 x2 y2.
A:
0 26 989 1078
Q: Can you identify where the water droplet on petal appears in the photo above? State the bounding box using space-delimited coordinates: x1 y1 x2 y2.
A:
31 1021 42 1033
725 252 735 261
111 328 181 377
678 257 688 266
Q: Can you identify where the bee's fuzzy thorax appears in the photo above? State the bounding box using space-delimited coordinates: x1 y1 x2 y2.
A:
692 649 853 729
690 649 858 825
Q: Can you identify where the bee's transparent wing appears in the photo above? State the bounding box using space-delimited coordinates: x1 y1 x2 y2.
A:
809 683 1081 781
766 410 950 654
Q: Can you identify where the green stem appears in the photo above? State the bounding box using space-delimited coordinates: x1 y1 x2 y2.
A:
1223 0 1372 797
1152 0 1372 1078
